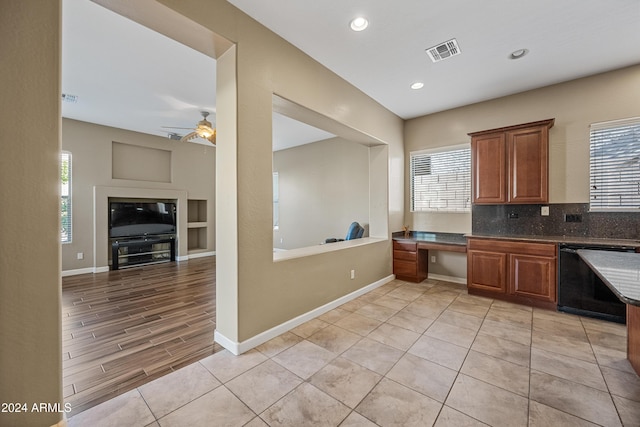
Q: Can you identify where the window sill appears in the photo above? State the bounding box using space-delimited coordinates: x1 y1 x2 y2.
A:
273 237 387 262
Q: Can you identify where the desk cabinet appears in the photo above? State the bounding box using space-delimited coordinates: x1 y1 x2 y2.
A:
393 238 467 283
393 240 427 282
468 237 557 308
470 119 554 205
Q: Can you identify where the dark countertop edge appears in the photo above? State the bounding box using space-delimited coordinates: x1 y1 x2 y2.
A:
392 231 467 246
466 233 640 248
577 250 640 306
393 231 640 248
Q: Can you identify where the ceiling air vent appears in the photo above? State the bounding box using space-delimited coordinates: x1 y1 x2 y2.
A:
61 93 78 103
426 38 461 63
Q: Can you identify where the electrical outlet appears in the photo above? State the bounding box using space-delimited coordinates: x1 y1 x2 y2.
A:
541 206 549 216
350 269 355 280
77 252 84 260
564 213 583 223
508 212 519 219
431 256 436 263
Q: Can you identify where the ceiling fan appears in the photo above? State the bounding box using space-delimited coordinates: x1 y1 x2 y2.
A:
163 111 216 144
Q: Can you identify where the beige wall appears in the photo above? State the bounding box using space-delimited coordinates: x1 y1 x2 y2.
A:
0 2 63 426
404 64 640 280
155 0 404 345
10 1 637 424
273 137 371 250
61 118 216 272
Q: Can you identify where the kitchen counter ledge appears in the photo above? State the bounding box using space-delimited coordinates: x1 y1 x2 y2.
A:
467 233 640 248
577 250 640 306
578 249 640 376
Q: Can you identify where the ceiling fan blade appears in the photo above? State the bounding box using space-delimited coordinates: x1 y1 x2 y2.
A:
180 131 199 143
161 126 196 130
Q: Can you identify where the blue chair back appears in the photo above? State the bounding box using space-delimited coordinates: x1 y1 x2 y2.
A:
345 222 364 240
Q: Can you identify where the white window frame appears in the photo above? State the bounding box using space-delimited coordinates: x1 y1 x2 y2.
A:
273 171 279 229
410 144 471 213
61 151 72 243
589 117 640 212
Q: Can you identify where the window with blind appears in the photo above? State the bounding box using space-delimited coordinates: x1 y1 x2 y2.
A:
61 151 72 243
410 145 470 212
590 117 640 211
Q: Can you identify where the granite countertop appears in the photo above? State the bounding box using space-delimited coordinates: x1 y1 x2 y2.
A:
394 231 640 248
466 233 640 248
392 231 467 246
577 249 640 306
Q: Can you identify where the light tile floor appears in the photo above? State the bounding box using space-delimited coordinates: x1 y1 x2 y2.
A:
68 279 640 427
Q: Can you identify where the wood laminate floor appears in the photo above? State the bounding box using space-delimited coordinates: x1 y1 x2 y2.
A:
62 257 221 416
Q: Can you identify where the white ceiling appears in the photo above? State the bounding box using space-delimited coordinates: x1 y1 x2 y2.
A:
62 0 640 148
62 0 217 144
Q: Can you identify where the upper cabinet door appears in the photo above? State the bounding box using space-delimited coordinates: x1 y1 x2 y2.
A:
469 118 554 205
507 126 549 203
471 132 506 204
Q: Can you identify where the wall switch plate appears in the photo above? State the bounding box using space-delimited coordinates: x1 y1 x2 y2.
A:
431 256 436 263
541 206 549 216
350 269 355 280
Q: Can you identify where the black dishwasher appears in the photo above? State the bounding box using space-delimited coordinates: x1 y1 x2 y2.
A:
557 243 636 324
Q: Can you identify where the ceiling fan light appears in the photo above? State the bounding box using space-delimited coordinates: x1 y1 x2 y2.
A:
195 114 214 138
196 125 214 139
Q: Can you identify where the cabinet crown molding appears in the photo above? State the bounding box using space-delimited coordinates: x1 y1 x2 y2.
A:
467 118 555 137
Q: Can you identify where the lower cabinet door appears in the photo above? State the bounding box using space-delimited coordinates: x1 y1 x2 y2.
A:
394 259 417 277
509 254 556 303
468 250 507 294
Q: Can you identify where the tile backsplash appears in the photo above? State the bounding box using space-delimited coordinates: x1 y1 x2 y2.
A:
472 203 640 240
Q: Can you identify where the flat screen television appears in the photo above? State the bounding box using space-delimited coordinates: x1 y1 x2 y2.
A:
109 201 176 238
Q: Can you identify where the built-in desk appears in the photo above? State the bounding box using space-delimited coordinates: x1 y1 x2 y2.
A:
392 232 467 282
578 250 640 376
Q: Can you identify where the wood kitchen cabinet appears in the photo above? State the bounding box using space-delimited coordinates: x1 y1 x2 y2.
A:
469 119 554 205
393 240 427 282
467 237 557 309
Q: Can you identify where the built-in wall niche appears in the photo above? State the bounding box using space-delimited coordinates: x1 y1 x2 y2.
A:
112 142 172 183
187 199 208 253
272 94 388 256
188 199 207 224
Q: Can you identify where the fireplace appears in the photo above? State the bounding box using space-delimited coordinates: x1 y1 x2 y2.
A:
108 198 177 269
93 186 189 272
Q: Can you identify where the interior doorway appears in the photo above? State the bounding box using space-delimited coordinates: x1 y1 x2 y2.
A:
60 0 233 415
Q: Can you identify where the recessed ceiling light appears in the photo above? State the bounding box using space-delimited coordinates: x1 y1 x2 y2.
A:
410 82 424 90
509 49 529 60
350 16 369 32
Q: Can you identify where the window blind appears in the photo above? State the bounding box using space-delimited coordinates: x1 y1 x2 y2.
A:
590 117 640 211
61 151 72 243
410 145 470 212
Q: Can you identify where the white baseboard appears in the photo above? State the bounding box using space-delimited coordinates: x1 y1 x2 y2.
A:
62 266 108 276
214 274 395 355
61 267 95 277
187 251 216 260
428 273 467 285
